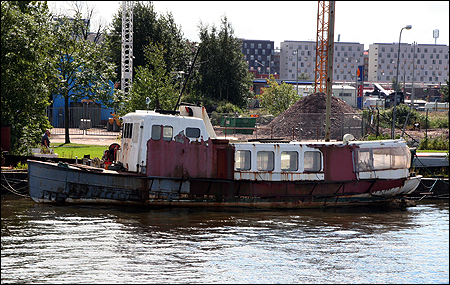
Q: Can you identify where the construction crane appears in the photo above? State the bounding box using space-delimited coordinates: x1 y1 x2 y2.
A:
121 1 134 99
314 0 335 141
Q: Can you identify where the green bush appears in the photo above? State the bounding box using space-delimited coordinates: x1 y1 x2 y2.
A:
418 135 449 151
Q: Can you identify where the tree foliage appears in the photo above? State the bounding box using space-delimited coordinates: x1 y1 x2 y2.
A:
51 12 117 143
196 16 254 108
123 43 179 113
1 1 54 153
104 1 190 85
440 78 449 102
257 76 301 117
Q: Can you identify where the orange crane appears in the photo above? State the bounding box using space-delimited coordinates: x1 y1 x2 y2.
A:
314 1 335 141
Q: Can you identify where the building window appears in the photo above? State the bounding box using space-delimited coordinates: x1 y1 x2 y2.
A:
251 43 254 48
267 43 271 49
258 43 262 49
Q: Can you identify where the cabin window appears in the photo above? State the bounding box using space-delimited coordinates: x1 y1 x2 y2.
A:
151 125 161 140
354 146 411 172
186 127 200 138
132 123 140 143
257 151 274 171
281 151 298 171
163 126 173 141
123 123 133 139
235 150 251 170
304 151 322 172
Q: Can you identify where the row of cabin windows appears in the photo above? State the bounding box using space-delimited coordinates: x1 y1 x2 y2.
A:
150 125 201 141
235 150 322 172
122 123 201 142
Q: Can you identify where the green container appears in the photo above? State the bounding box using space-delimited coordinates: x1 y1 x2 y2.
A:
220 117 256 134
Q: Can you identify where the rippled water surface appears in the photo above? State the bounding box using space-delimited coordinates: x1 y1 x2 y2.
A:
1 197 448 284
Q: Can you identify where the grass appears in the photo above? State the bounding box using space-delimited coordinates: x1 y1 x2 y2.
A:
51 143 109 159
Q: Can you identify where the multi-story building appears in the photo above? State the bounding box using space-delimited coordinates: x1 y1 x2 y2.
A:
241 39 277 78
278 41 364 83
368 43 449 86
242 38 449 88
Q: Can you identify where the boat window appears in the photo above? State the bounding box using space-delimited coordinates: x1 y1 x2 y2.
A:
304 151 322 172
235 150 251 170
186 127 200 138
132 123 140 143
390 146 411 169
354 145 411 172
163 126 173 141
257 151 274 171
151 125 161 140
281 151 298 171
123 123 133 139
354 148 373 171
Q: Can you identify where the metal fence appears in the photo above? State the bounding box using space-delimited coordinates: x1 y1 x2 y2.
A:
46 106 120 136
296 113 368 141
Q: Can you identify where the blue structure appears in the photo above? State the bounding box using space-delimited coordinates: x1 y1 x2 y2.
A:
51 80 115 128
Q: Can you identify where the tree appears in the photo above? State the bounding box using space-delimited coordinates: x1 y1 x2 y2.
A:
257 76 301 117
391 77 403 93
197 16 254 108
298 72 310 80
1 1 54 154
440 78 449 102
104 2 190 85
51 12 117 143
123 43 179 113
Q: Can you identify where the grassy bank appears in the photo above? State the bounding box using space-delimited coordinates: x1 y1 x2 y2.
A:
51 143 109 159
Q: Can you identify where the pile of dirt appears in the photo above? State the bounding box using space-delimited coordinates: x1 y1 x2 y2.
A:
262 92 359 140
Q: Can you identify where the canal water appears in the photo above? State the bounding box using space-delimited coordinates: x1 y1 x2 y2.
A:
1 197 448 284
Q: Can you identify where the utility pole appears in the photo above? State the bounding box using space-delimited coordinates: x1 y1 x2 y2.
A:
324 1 335 142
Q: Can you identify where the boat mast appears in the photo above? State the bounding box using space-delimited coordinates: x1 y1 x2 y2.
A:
173 45 201 111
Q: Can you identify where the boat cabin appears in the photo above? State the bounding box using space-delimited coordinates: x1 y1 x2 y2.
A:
116 104 412 184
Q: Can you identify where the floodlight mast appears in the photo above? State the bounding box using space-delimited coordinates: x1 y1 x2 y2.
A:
121 1 134 99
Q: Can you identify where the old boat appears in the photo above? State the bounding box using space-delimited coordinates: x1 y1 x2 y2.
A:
28 103 421 208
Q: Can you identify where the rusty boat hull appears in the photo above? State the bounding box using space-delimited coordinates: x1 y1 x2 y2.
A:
27 160 420 209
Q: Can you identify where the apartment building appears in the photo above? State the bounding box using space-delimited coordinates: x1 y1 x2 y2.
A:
278 41 364 83
368 43 449 86
241 39 276 77
242 38 449 87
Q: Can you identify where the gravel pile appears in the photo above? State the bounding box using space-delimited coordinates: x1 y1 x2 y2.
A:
262 92 360 140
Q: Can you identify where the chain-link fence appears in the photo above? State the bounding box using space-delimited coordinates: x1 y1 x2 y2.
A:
46 106 120 136
296 113 368 141
209 112 368 141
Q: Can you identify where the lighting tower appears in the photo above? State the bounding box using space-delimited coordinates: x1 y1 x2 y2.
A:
121 1 133 99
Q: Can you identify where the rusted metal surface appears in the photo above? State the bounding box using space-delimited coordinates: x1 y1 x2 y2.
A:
146 134 234 179
28 159 419 208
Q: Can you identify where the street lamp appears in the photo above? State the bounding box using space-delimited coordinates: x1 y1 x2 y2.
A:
392 25 412 139
293 49 298 95
255 60 265 78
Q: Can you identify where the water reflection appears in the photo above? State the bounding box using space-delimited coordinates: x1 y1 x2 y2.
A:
1 197 448 284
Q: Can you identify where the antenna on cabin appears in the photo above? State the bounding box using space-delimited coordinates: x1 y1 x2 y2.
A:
146 97 151 109
173 44 201 111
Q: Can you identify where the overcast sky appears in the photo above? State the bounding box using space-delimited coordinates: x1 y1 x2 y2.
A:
48 1 449 50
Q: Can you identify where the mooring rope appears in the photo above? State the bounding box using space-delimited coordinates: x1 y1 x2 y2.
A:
1 172 30 198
